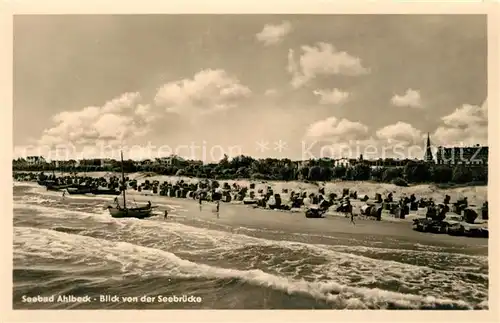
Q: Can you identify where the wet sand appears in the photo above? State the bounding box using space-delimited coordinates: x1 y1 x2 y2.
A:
125 191 488 255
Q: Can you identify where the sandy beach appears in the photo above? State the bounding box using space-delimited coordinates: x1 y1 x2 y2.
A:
21 176 487 251
31 170 488 205
125 188 488 251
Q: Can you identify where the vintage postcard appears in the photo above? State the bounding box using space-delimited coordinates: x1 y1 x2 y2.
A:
2 0 499 322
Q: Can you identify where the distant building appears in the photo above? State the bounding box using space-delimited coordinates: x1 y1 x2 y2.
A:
334 158 350 168
54 160 78 168
135 159 153 168
26 156 46 165
156 156 179 166
335 156 410 168
295 160 312 168
436 144 488 166
363 158 409 168
154 155 192 167
101 158 115 168
423 133 434 163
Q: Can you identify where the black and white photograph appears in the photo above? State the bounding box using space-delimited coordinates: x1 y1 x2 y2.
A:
9 9 493 313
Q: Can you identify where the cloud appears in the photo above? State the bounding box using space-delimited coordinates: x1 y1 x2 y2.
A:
154 69 251 116
482 97 488 112
441 103 487 127
287 49 298 74
301 117 373 160
38 92 155 148
376 121 424 145
100 92 143 113
306 121 428 160
313 88 349 105
305 116 369 142
298 99 487 160
256 21 292 46
432 99 488 146
287 42 370 88
264 89 278 96
391 89 422 108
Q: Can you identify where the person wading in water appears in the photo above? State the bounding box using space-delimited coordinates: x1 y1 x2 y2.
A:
164 209 168 220
199 194 203 211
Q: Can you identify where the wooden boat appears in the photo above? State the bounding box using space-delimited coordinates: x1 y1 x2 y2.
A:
92 188 121 195
107 204 155 219
66 186 93 195
107 151 156 219
37 180 53 186
46 183 73 191
39 170 72 191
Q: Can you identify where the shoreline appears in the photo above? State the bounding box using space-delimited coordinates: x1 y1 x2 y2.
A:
135 191 489 250
14 180 488 253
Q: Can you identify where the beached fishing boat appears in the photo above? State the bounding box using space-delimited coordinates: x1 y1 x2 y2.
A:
37 180 51 186
107 151 156 219
38 168 74 191
92 187 121 195
66 185 93 195
45 183 74 191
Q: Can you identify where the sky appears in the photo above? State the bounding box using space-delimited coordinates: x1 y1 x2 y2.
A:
13 14 487 162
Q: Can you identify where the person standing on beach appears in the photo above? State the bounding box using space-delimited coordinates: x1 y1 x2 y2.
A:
164 209 168 220
345 198 355 225
199 195 203 211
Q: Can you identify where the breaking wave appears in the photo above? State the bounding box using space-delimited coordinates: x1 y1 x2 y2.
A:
14 227 484 309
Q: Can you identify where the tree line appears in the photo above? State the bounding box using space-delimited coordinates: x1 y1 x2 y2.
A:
12 155 487 186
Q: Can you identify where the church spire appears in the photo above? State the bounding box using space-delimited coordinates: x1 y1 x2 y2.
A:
424 132 434 163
